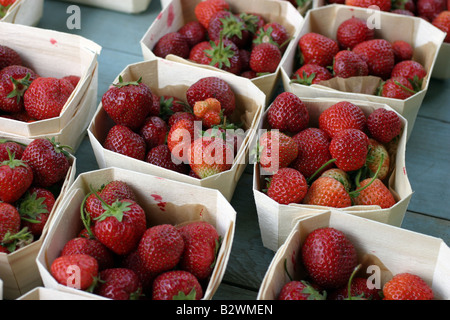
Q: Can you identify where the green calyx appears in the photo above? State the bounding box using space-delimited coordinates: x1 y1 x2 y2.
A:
253 26 278 48
6 73 33 104
18 191 49 223
46 137 73 158
1 148 28 169
204 32 236 70
219 14 245 40
113 75 142 89
1 227 33 253
0 4 12 18
159 96 192 120
173 288 198 300
90 185 132 223
239 13 260 34
290 71 316 86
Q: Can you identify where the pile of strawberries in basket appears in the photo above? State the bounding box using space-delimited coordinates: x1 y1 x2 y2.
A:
0 138 71 253
0 44 80 122
50 180 220 300
259 92 402 209
291 16 430 100
153 0 291 78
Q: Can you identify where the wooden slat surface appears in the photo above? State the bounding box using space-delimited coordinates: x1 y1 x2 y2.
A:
35 0 450 300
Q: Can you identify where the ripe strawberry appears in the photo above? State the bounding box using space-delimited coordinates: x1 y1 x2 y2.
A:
0 140 24 161
239 49 251 72
302 176 352 207
253 22 290 52
186 77 236 117
178 221 220 280
330 277 382 300
417 0 446 21
367 108 402 143
249 43 282 74
301 227 358 289
336 17 375 50
278 280 326 300
95 268 143 300
291 128 333 179
267 92 309 134
0 110 36 122
345 0 391 11
17 187 55 237
50 254 98 290
383 273 434 300
178 21 207 48
320 168 352 192
0 45 21 70
353 178 396 208
61 237 114 271
23 77 74 120
391 60 427 91
0 149 33 203
432 11 450 43
167 118 198 163
266 167 308 205
121 249 158 292
138 224 185 274
139 116 168 150
104 125 146 161
152 270 203 300
240 12 266 35
352 39 395 80
189 41 215 66
392 0 416 12
193 97 222 128
0 65 39 113
366 138 390 181
298 32 339 68
159 95 191 121
333 50 369 78
380 76 416 100
207 10 250 49
201 37 242 75
258 130 298 173
391 8 415 15
146 144 189 174
153 32 190 59
392 40 414 63
318 101 367 139
101 76 153 130
291 64 333 85
0 202 21 244
62 75 80 88
168 111 196 128
194 0 230 29
329 128 369 172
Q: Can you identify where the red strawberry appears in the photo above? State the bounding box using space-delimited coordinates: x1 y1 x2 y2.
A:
201 37 242 75
95 268 143 300
62 75 80 88
380 76 416 100
345 0 391 11
138 224 185 274
352 39 395 80
50 254 98 290
392 40 414 63
249 42 282 74
432 11 450 43
146 144 189 174
139 116 168 150
167 118 198 163
159 95 191 121
392 0 417 12
267 92 309 134
391 60 427 91
366 138 390 181
168 111 196 128
320 168 352 192
178 221 220 280
330 277 383 300
301 227 358 289
193 97 222 128
0 149 33 203
178 21 207 48
333 50 369 78
318 101 367 139
298 33 339 68
153 32 190 59
391 8 415 15
61 237 114 271
336 17 375 50
329 128 369 172
207 11 250 49
383 273 434 300
417 0 446 21
121 249 158 292
258 130 298 173
239 49 251 72
239 12 266 35
0 202 21 244
253 22 290 52
367 108 402 143
23 77 74 120
152 270 203 300
189 41 215 66
104 125 147 161
0 140 24 162
302 176 352 208
353 178 396 208
17 187 55 237
101 76 152 130
0 45 21 70
291 64 333 85
194 0 230 29
266 167 308 205
278 280 326 300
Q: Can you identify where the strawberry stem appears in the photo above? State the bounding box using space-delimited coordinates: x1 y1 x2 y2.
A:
307 158 337 184
349 153 384 198
394 80 417 95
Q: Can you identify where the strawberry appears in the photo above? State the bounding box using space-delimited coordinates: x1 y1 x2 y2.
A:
95 268 143 300
239 12 266 35
152 270 203 300
194 0 230 29
0 45 21 70
258 130 298 173
0 139 24 162
178 221 220 280
329 128 369 172
432 11 450 43
193 97 222 128
0 149 33 203
392 0 417 12
17 187 55 237
149 92 162 117
121 249 158 292
167 118 198 163
139 116 168 150
61 237 114 271
266 167 308 205
178 21 207 48
207 10 250 49
189 41 215 66
168 111 196 128
336 17 375 50
159 95 191 121
367 108 402 143
392 40 414 63
249 42 282 74
104 125 147 161
390 60 427 91
301 227 358 289
353 178 396 208
417 0 446 21
291 64 332 85
383 273 434 300
239 49 251 72
267 92 309 134
298 32 339 68
302 176 352 207
318 101 367 139
379 76 416 100
101 76 152 130
392 8 415 15
366 138 390 181
50 254 98 290
146 144 189 174
0 202 21 244
186 76 236 117
278 280 326 300
320 168 352 192
329 274 382 300
153 32 190 59
352 39 395 80
253 22 290 52
345 0 391 11
62 75 80 88
333 50 369 78
0 65 39 113
202 37 242 75
138 224 185 274
291 128 333 179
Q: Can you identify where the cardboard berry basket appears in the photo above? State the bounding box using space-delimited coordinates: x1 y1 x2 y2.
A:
1 0 44 26
56 0 152 14
36 167 237 300
140 0 303 103
0 136 76 300
253 97 413 252
0 22 101 149
87 58 264 201
257 211 450 300
280 4 446 140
